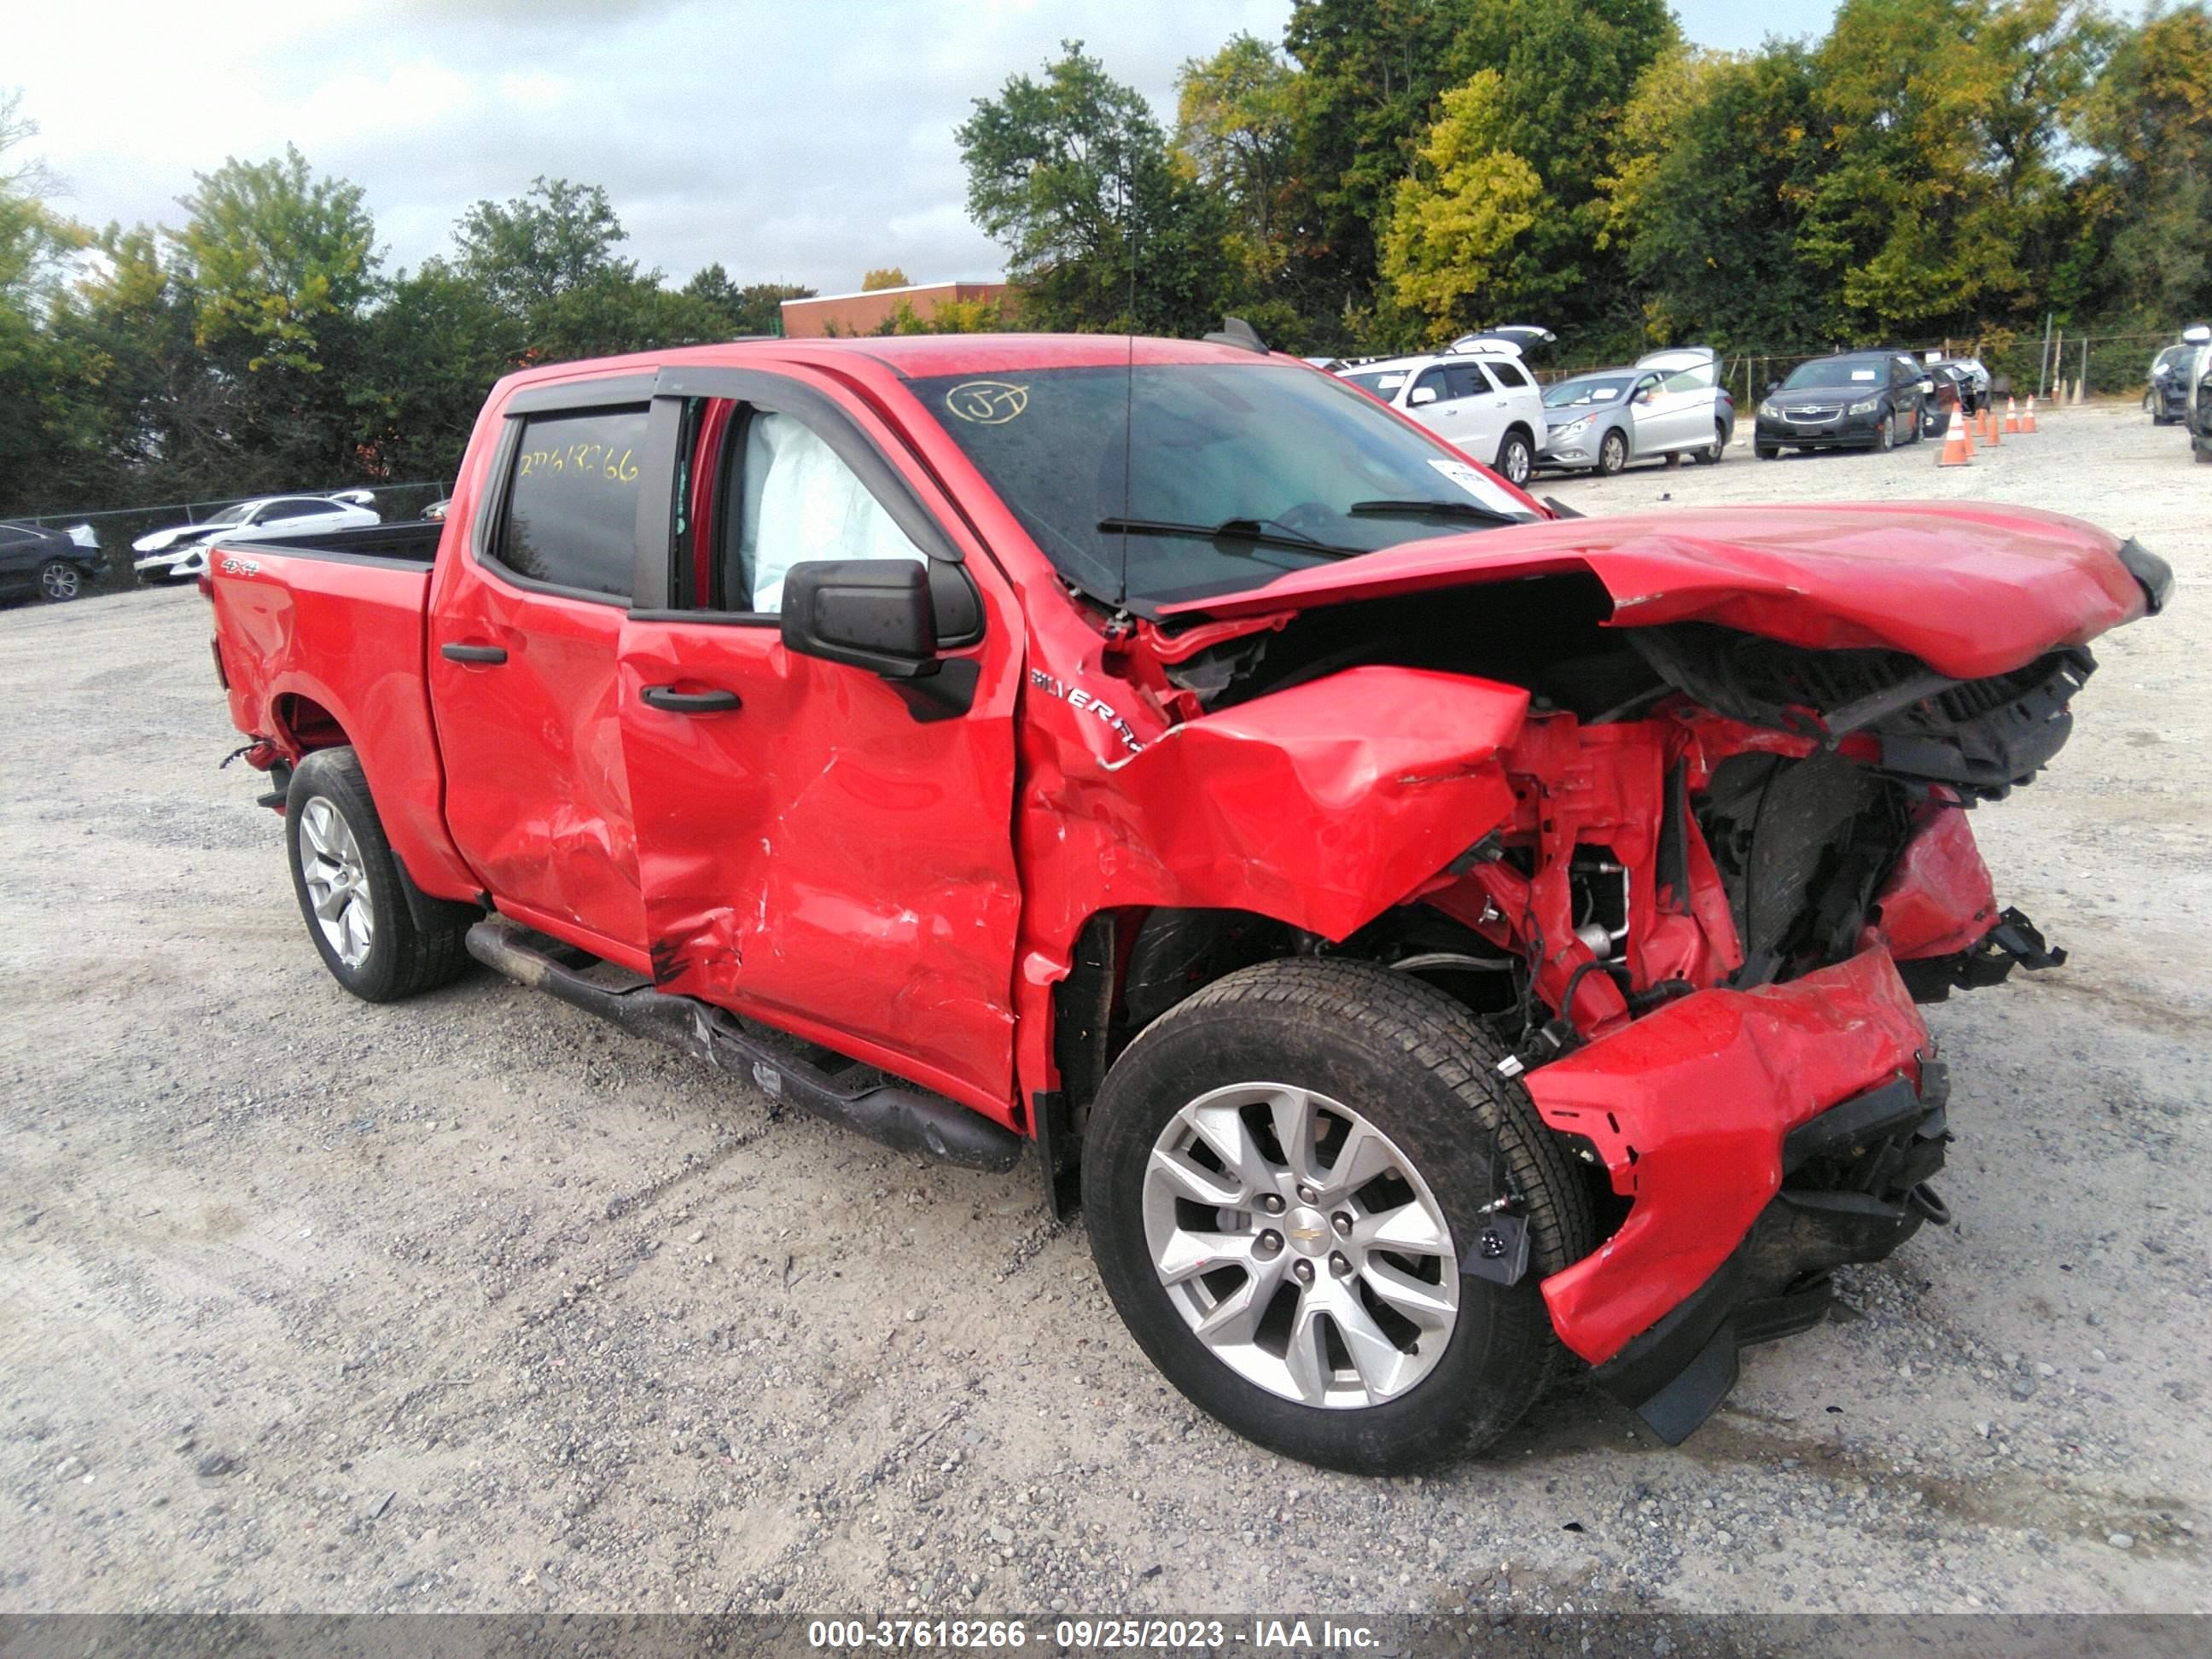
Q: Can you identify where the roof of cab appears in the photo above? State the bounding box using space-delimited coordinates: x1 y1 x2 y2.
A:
491 333 1286 400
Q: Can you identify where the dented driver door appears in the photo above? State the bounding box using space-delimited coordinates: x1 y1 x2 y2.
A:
613 366 1026 1121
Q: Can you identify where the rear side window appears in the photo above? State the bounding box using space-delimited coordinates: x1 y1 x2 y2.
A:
493 407 649 599
1487 358 1534 390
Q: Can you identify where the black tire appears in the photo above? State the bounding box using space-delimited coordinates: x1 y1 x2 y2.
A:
1597 428 1628 475
1493 428 1534 488
1083 958 1598 1474
39 560 85 602
1755 443 1779 459
1873 413 1894 452
1692 419 1728 464
285 747 471 1003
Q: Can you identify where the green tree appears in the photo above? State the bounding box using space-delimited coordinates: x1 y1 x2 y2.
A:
0 90 95 514
681 265 816 335
454 177 632 314
957 39 1235 334
354 260 522 484
860 265 910 290
1177 34 1298 263
1602 44 1829 346
2075 3 2212 320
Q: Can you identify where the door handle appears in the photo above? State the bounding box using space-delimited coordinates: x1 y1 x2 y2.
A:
640 684 742 713
440 642 507 664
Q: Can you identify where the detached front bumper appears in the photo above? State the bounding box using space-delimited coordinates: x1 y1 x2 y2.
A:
1524 947 1947 1441
135 545 210 580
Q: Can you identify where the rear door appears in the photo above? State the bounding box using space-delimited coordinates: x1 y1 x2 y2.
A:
1480 354 1545 452
614 366 1025 1115
428 381 656 965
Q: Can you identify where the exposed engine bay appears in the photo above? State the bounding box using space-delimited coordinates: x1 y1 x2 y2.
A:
1129 574 2082 1047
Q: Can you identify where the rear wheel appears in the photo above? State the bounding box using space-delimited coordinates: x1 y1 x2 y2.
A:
1693 419 1728 464
38 561 84 602
1493 429 1534 487
286 747 471 1002
1083 958 1597 1473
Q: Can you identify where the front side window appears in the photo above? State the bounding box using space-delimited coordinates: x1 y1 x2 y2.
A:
493 406 649 599
1412 366 1452 404
731 411 927 614
910 362 1542 610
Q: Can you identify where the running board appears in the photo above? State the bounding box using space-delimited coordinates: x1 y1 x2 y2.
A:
464 917 1022 1172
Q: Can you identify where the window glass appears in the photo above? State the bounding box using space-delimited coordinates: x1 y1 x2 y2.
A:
263 499 322 521
733 411 926 614
1342 369 1408 399
1445 364 1491 400
1662 367 1709 395
1487 358 1534 390
1545 375 1631 408
1412 367 1452 402
494 407 649 599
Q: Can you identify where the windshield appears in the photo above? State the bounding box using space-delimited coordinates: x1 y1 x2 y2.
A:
201 504 251 527
1545 375 1630 408
1783 357 1884 391
910 363 1540 609
2155 346 2195 373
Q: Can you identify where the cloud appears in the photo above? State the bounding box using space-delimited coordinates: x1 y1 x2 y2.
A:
9 0 1848 292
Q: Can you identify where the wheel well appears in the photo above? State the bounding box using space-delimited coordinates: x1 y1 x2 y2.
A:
274 693 348 754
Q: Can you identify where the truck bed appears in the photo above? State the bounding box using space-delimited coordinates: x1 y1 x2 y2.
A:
207 520 480 901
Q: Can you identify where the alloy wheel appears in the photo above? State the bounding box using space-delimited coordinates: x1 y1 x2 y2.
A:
298 797 375 969
1142 1082 1460 1409
40 562 81 601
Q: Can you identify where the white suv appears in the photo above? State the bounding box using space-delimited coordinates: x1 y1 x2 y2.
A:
1337 346 1548 486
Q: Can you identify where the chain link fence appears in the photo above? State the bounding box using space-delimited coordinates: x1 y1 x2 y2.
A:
8 480 449 591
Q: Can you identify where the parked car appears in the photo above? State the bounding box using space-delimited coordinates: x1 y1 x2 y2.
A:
1538 347 1734 475
0 520 104 602
1447 323 1557 363
197 333 2171 1473
423 498 452 521
2149 327 2209 423
1337 346 1548 485
1755 351 1936 457
135 495 381 583
1936 355 1991 410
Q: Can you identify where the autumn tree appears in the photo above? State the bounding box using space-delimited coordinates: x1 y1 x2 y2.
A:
2074 3 2212 320
860 265 910 290
1380 73 1548 341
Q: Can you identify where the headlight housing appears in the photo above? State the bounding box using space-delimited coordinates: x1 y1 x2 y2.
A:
1758 400 1781 418
1848 396 1881 416
1552 417 1590 441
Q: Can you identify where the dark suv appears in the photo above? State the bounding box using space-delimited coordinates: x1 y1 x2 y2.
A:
1755 352 1936 457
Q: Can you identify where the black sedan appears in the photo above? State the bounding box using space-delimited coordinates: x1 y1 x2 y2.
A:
0 521 103 603
1755 352 1937 457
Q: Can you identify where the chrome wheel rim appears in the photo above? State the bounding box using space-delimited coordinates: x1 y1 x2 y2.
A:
1143 1083 1460 1409
299 797 375 969
1600 433 1625 473
1503 441 1530 485
41 562 79 600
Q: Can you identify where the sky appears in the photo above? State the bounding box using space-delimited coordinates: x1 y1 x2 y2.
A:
11 0 1855 297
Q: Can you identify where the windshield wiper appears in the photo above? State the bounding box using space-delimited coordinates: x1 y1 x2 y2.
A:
1096 516 1359 559
1348 498 1526 525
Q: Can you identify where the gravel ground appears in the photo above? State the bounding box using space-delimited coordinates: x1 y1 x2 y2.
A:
1 403 2204 1621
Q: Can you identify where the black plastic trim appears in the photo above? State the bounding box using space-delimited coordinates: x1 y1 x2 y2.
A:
465 917 1021 1172
503 373 661 416
2116 538 2173 616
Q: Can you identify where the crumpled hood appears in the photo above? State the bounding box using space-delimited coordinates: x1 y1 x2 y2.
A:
134 525 218 553
1157 502 2153 681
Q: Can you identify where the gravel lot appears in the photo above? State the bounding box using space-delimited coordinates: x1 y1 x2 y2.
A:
2 402 2204 1621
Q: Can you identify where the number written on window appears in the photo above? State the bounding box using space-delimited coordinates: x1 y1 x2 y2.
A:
494 407 649 599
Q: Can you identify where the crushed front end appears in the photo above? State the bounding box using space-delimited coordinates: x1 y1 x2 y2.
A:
1406 626 2099 1439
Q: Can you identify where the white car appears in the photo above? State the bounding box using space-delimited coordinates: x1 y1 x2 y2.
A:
133 494 381 583
1336 346 1549 486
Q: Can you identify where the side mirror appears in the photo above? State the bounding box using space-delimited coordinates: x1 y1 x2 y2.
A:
780 559 937 680
1766 380 1782 395
1409 386 1439 407
2183 323 2211 344
1919 379 1936 395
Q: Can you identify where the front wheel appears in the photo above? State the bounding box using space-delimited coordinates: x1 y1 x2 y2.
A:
286 747 471 1002
1755 443 1779 459
1493 429 1534 487
1083 958 1597 1473
1596 429 1628 475
39 561 84 602
1873 414 1894 452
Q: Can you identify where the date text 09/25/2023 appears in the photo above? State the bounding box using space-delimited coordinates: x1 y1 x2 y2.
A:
807 1618 1381 1651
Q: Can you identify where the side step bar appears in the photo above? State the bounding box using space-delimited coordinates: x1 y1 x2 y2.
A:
464 917 1022 1172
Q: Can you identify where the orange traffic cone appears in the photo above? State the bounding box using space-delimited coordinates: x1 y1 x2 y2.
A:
1985 399 2001 446
2004 394 2020 434
1937 409 1973 467
2023 395 2037 434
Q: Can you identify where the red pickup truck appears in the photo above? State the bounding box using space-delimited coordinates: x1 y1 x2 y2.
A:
205 331 2168 1472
